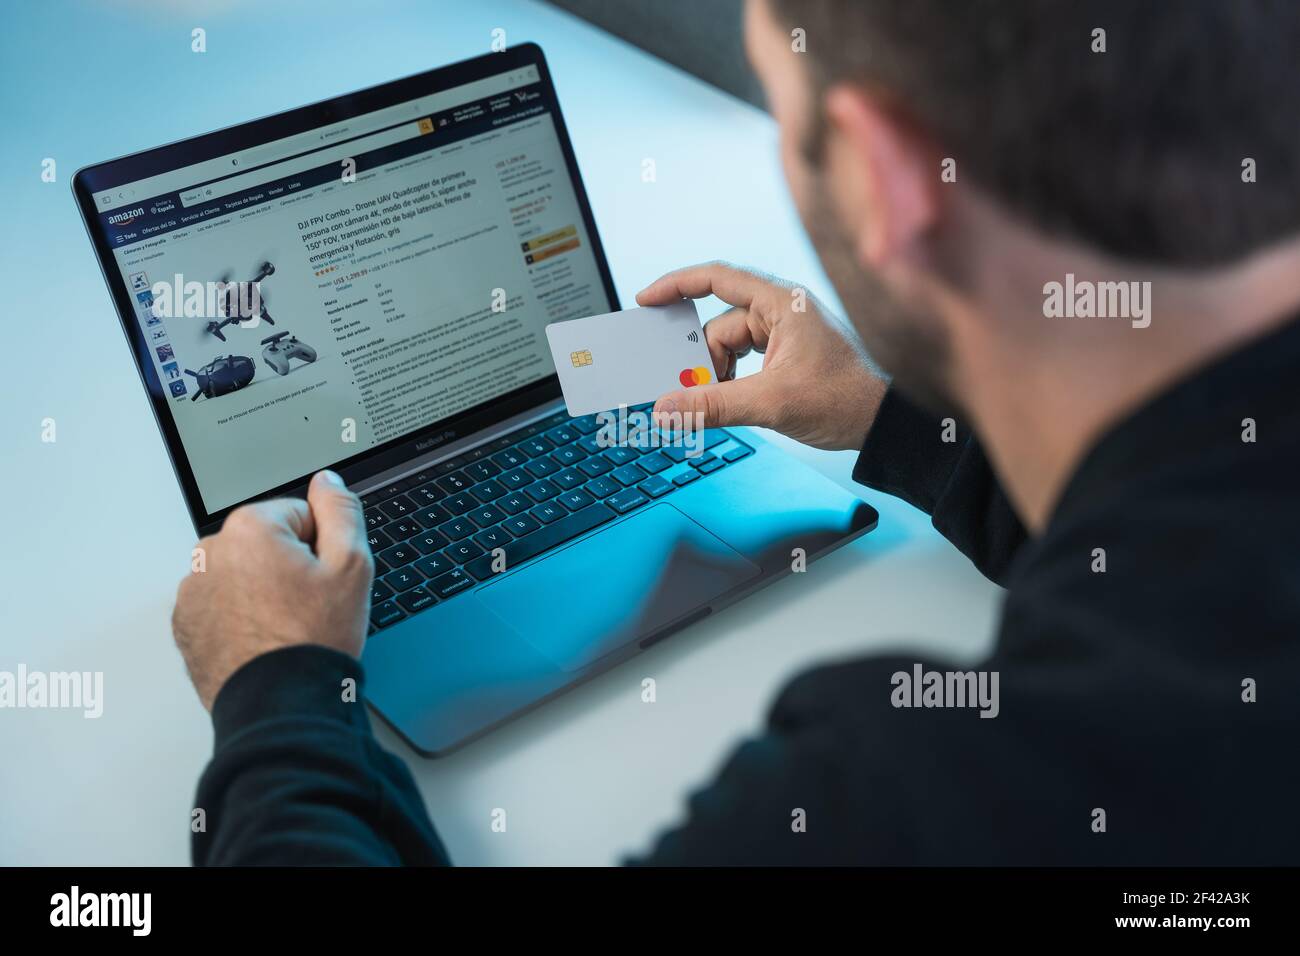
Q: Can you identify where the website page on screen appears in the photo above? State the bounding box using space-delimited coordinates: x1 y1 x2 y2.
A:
93 65 607 513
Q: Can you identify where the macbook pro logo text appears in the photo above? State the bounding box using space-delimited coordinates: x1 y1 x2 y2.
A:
107 206 145 226
415 431 455 452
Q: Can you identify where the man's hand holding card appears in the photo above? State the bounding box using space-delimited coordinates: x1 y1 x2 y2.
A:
547 262 887 451
546 300 715 417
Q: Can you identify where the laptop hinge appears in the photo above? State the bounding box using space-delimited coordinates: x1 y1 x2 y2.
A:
352 399 566 497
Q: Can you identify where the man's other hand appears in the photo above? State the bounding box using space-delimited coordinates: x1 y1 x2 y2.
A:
637 262 887 450
173 470 374 710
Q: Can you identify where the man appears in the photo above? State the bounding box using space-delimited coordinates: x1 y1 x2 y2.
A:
175 0 1300 864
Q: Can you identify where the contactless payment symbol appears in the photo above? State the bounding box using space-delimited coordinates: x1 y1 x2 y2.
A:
570 349 592 368
679 366 712 388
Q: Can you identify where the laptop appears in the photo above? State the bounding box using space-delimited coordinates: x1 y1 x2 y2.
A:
74 44 878 755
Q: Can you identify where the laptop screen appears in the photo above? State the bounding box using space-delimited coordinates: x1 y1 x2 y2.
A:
83 56 612 518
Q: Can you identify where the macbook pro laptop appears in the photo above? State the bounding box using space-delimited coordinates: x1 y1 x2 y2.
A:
74 44 877 754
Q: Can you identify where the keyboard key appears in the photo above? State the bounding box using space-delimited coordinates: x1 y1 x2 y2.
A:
414 552 454 578
559 489 596 511
577 434 604 455
436 472 471 494
612 463 648 486
530 501 567 524
383 566 423 592
413 504 452 529
520 437 554 457
437 517 476 541
552 468 586 491
545 425 579 446
371 580 394 603
370 601 406 629
436 455 468 475
585 476 621 499
374 481 413 501
698 458 726 474
444 540 484 563
491 448 529 470
378 495 417 520
443 493 476 515
387 518 421 540
373 555 391 576
377 542 419 569
524 457 560 479
499 467 532 491
663 446 697 463
689 453 717 469
703 429 731 450
468 504 505 528
429 568 474 599
367 528 394 551
473 527 514 550
723 445 753 462
463 460 501 483
469 479 506 503
396 586 438 614
550 445 587 467
503 513 540 537
577 456 612 478
570 413 602 434
541 410 571 427
465 503 616 580
407 482 446 506
410 529 450 554
607 488 648 514
673 469 701 487
625 426 655 451
638 452 671 474
524 479 560 502
638 475 673 498
434 460 463 477
364 508 389 532
497 493 531 514
607 447 641 467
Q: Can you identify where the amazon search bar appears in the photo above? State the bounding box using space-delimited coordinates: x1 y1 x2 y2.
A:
179 119 428 207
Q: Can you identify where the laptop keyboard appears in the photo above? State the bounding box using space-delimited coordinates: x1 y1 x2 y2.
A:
360 405 753 634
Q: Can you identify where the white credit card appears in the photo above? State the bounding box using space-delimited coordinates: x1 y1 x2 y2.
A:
545 301 714 417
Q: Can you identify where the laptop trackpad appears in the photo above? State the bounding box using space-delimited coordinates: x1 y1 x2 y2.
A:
475 504 761 671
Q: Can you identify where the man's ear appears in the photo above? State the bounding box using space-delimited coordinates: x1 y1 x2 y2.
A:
823 84 942 268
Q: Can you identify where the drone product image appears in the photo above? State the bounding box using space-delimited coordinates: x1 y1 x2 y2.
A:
207 261 276 342
262 331 318 375
184 354 256 401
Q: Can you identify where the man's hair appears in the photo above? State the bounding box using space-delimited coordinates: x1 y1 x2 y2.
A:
767 0 1300 267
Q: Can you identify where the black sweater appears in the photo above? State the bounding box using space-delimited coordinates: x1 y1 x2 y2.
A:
193 316 1300 865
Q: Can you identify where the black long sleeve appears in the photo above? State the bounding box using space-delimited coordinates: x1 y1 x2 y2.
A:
852 387 1028 585
193 645 449 866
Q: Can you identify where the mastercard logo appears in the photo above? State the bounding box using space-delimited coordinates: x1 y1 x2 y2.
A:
679 366 712 388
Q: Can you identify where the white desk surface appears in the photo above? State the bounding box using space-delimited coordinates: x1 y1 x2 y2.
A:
0 0 1000 865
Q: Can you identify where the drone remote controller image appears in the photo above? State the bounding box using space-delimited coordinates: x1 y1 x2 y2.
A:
184 354 256 401
261 330 317 375
207 261 276 342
